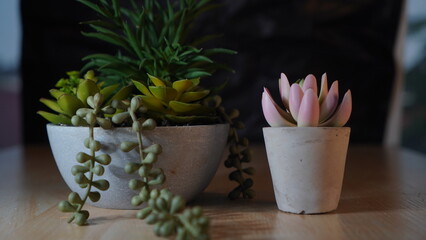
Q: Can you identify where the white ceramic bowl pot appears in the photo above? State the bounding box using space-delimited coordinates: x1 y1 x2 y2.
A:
263 127 350 214
47 123 229 209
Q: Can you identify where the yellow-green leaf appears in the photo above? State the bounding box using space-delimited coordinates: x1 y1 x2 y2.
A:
189 78 200 87
147 74 166 87
49 89 66 99
77 79 100 106
57 94 84 116
169 101 201 113
140 95 167 113
149 86 177 103
172 79 193 94
39 98 66 114
37 111 72 125
179 90 210 103
132 80 152 97
107 85 134 104
100 84 119 100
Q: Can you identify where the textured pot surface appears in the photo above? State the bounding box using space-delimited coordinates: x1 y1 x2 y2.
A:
263 127 350 214
47 124 229 209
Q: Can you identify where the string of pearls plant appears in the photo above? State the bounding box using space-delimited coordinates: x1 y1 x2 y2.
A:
113 96 209 239
58 93 113 225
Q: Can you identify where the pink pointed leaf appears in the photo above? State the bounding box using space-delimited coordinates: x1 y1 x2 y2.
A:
318 73 328 104
279 73 291 109
297 89 319 127
289 84 304 121
320 90 352 127
262 89 296 127
319 80 339 122
302 74 318 95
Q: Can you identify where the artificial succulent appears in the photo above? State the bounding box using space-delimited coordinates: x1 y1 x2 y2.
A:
37 70 132 124
262 73 352 127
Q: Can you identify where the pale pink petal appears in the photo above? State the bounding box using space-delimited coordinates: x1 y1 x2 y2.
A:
297 89 320 127
319 80 339 122
302 74 318 95
262 88 296 127
320 90 352 127
318 73 328 104
289 83 304 121
279 73 291 109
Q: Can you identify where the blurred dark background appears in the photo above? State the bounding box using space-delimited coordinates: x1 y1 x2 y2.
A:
1 0 425 152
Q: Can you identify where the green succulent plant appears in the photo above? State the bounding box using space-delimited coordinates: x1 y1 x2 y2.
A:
37 70 133 124
132 74 221 124
79 0 236 86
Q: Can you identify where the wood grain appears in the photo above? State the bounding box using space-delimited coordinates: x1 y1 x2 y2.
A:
0 144 425 239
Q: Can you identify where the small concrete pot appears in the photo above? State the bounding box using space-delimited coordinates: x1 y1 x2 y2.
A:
47 124 229 209
263 127 350 214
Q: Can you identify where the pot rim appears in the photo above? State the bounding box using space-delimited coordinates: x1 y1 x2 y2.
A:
263 126 350 129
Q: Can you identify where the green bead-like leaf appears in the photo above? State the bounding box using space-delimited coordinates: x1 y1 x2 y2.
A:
136 207 152 219
88 191 101 202
170 195 185 214
58 200 77 212
76 152 92 163
95 154 111 165
92 165 105 176
92 179 110 191
68 192 83 205
143 144 162 154
129 179 146 190
131 195 143 206
74 210 90 226
75 173 90 184
142 152 157 164
71 165 90 175
142 119 156 130
124 162 141 174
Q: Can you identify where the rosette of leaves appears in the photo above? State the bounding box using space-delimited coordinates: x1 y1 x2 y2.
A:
58 93 114 225
37 70 132 124
113 96 209 239
132 74 219 124
78 0 236 85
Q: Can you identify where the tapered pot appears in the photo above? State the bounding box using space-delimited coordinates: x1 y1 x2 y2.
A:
47 123 229 209
263 127 350 214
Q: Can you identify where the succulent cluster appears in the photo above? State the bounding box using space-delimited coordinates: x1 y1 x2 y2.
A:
262 73 352 127
37 70 132 125
39 0 256 238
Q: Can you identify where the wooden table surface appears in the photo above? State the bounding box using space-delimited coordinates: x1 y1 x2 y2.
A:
1 144 425 240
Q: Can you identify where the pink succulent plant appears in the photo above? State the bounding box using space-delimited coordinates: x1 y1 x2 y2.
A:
262 73 352 127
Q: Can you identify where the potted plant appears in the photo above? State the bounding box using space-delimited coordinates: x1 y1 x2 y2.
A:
37 0 255 239
261 73 352 214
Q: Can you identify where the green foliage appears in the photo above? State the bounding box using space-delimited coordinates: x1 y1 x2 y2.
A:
58 93 113 225
79 0 236 86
